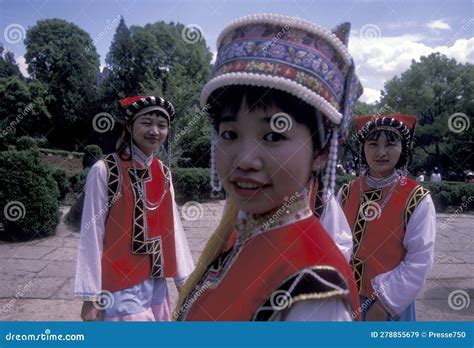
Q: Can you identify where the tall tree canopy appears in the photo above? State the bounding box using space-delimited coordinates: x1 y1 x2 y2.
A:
379 53 473 175
25 18 100 149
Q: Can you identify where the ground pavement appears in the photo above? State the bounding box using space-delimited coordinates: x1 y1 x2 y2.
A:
0 203 472 321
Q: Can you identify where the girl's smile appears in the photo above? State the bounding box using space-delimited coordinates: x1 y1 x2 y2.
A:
364 131 402 178
128 113 169 156
216 101 325 215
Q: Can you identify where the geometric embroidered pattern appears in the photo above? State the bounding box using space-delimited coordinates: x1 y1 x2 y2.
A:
404 185 430 228
312 183 325 219
253 266 350 321
128 167 164 278
340 181 352 208
103 153 122 212
350 188 382 293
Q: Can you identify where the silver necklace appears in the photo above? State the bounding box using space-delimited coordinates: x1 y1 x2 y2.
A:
359 174 399 219
130 145 170 211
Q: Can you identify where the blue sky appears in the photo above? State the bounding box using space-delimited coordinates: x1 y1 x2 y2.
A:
1 0 473 103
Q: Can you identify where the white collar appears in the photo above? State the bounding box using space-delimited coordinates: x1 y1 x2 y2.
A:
125 144 154 167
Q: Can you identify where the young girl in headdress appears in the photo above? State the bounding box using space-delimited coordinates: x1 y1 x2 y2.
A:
174 14 363 321
75 96 194 321
338 114 436 321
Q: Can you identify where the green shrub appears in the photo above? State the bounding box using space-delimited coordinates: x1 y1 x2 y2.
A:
0 149 60 241
69 171 87 193
38 148 84 158
173 167 211 202
335 175 474 213
336 174 356 192
16 136 37 150
52 168 70 199
82 144 103 169
421 182 474 212
33 136 49 148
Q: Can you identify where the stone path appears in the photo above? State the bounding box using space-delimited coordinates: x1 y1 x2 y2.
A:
0 204 472 321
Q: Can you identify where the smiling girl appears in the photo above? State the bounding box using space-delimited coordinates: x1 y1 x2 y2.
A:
174 14 363 321
74 96 194 321
338 114 436 321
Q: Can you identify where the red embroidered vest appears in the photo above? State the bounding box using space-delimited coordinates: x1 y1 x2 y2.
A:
340 177 429 298
179 216 360 321
101 154 177 292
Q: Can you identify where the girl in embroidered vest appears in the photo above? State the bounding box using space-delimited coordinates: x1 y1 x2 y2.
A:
74 96 194 321
174 14 364 321
338 114 436 321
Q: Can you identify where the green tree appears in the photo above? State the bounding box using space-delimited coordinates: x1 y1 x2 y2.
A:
0 45 22 78
100 20 213 166
380 53 473 175
24 19 100 149
0 76 53 146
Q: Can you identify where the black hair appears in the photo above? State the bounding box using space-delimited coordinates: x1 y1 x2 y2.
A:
206 85 328 150
361 129 411 169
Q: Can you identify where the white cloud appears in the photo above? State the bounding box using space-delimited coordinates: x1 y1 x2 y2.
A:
211 50 217 64
349 34 474 104
427 19 451 31
17 55 29 77
360 88 381 104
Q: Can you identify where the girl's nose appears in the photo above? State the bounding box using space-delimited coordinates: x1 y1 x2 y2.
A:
149 125 159 135
234 139 263 171
375 145 388 157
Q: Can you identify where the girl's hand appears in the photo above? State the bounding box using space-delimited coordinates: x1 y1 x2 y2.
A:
365 301 388 321
81 301 105 321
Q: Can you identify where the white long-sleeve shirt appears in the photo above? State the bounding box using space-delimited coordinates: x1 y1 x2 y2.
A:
320 193 353 262
371 195 436 315
74 151 194 300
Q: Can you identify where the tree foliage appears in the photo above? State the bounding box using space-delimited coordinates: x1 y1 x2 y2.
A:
24 19 100 148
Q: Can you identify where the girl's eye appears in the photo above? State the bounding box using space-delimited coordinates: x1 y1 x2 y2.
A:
367 142 377 146
141 122 152 126
220 130 237 140
263 132 286 142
